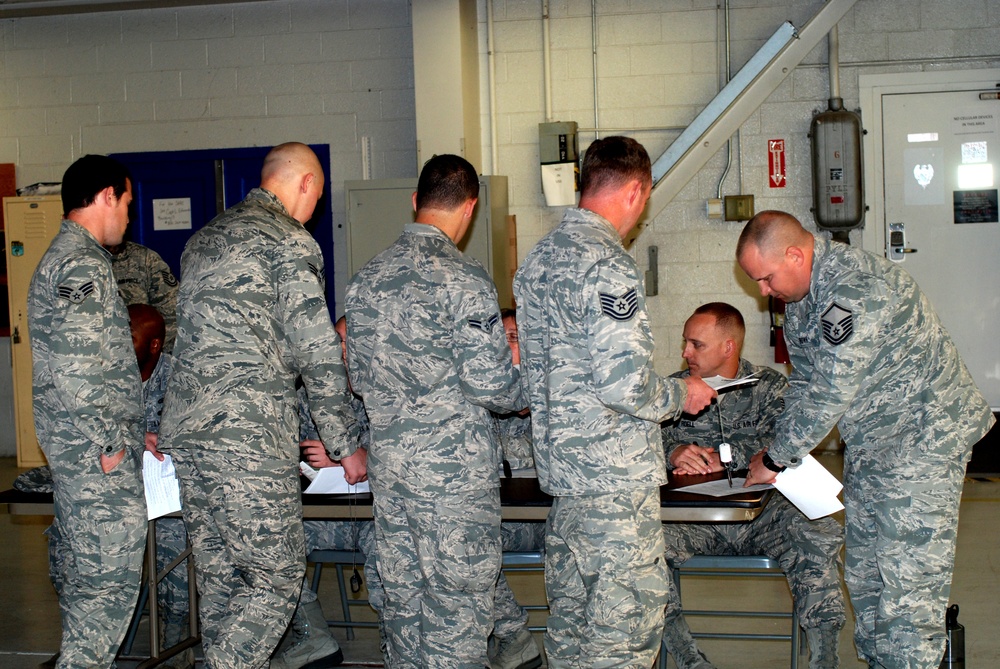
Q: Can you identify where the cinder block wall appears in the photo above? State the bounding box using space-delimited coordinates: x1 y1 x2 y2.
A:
1 0 998 455
478 0 1000 377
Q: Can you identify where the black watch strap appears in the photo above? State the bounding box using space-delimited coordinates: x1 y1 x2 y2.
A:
762 452 786 473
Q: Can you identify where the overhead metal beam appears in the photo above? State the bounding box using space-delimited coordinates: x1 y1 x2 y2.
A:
645 0 860 222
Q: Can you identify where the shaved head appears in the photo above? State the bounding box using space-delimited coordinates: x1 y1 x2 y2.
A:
259 142 325 224
737 210 816 303
736 210 813 263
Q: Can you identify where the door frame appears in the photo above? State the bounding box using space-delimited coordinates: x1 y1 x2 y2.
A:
859 68 1000 255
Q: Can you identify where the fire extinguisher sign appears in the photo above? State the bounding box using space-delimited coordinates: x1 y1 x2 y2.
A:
768 139 786 188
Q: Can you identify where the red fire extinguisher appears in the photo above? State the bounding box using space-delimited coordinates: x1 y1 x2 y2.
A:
769 296 790 364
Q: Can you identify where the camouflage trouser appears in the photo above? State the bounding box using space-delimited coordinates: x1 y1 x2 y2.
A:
662 493 846 630
544 487 669 669
155 518 191 631
172 449 305 669
844 449 966 669
373 486 502 669
302 517 541 650
493 521 546 642
47 447 147 669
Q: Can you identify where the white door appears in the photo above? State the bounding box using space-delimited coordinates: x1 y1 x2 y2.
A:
878 85 1000 407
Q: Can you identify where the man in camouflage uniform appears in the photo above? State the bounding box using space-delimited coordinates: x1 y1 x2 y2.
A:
109 241 179 351
159 142 364 669
738 211 994 669
512 136 716 668
660 302 845 669
28 154 147 669
345 154 525 668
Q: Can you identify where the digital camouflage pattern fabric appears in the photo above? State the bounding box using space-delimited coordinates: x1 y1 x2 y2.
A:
775 236 994 669
661 359 845 668
159 187 354 669
29 219 147 669
111 240 179 352
514 207 687 668
346 222 524 668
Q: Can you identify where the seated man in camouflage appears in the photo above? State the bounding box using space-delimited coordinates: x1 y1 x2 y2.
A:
661 302 845 669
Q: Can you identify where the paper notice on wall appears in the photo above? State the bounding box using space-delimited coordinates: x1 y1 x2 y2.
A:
153 197 193 231
541 163 576 207
773 454 844 520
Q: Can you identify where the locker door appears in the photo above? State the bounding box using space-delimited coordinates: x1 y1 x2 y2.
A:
3 195 62 466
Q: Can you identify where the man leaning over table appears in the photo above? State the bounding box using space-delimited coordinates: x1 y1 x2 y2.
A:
661 302 845 669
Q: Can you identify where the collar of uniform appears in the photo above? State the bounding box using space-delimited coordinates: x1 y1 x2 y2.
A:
61 218 112 259
565 207 623 246
804 235 834 309
676 357 754 381
403 222 457 247
246 187 292 219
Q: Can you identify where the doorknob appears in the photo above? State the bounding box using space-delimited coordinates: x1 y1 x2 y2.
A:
887 223 918 261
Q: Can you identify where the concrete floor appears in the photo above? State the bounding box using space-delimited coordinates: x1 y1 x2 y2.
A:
1 452 998 668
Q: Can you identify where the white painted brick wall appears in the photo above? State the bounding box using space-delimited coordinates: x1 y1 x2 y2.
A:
480 0 1000 376
0 0 998 414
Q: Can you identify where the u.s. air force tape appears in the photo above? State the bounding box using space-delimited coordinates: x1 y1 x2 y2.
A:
821 302 853 345
468 313 499 334
599 288 638 321
57 281 96 304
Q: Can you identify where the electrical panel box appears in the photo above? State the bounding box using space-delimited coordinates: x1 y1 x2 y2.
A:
539 122 579 164
3 195 61 467
344 176 513 307
811 109 865 231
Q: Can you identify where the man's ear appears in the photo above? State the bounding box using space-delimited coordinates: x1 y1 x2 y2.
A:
301 172 315 194
150 338 163 358
786 244 805 266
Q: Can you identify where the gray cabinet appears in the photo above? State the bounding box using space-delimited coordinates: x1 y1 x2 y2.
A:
344 176 512 308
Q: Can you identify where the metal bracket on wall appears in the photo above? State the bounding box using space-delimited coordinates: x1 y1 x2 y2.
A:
645 245 658 297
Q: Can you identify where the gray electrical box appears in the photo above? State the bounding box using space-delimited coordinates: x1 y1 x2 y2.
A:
811 109 865 232
344 176 513 307
539 121 579 164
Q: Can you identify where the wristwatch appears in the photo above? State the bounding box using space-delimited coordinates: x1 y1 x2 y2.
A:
762 451 786 473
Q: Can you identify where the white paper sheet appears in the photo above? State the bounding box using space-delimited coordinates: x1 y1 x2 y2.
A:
773 454 844 520
143 451 182 520
701 374 759 392
301 462 371 495
541 163 577 207
672 477 774 497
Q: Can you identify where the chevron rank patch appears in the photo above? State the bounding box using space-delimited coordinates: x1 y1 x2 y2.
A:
599 288 638 321
468 313 499 334
161 270 178 287
307 261 326 286
57 282 96 304
821 302 854 346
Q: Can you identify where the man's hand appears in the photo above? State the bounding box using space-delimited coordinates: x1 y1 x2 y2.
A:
340 447 368 485
745 449 779 487
145 432 165 461
300 439 337 469
100 448 126 474
670 444 723 476
682 376 717 414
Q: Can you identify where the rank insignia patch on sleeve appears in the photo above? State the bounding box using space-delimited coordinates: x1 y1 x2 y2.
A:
162 270 178 287
599 288 638 321
821 302 854 345
468 313 500 334
57 282 96 304
307 262 326 285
